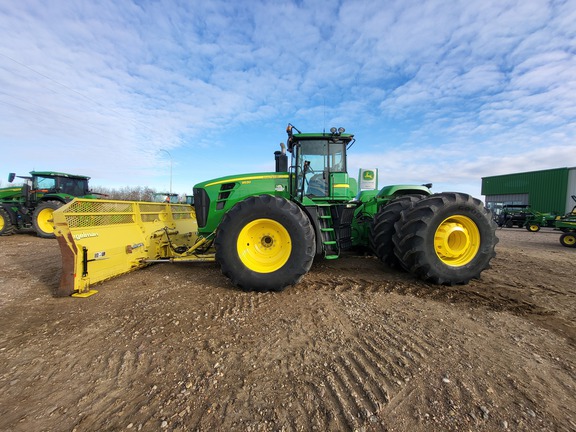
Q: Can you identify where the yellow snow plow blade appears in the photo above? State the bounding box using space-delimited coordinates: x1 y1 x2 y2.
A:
53 198 215 297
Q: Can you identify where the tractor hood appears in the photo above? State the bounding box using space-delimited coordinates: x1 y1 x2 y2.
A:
0 186 22 201
193 171 291 233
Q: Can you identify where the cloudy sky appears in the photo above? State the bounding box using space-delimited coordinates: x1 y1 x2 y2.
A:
1 0 575 199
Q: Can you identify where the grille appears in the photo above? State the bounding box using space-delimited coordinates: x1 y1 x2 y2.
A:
64 200 134 228
62 200 193 228
193 188 210 228
66 200 133 214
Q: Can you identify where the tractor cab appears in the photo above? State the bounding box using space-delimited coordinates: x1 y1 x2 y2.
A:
1 170 98 238
286 125 356 201
152 192 180 203
31 172 90 200
7 171 91 203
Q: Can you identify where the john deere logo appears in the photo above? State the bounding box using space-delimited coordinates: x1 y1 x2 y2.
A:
363 170 375 180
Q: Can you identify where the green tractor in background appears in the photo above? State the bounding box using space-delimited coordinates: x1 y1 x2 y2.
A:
0 171 103 238
495 204 534 229
524 210 559 232
152 192 180 203
555 195 576 247
191 124 498 291
521 195 576 247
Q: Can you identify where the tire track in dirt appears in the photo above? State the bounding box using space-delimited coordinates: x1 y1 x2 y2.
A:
291 383 316 430
1 332 158 430
1 288 557 432
209 291 272 321
262 333 429 430
129 282 429 431
204 283 438 431
286 272 575 431
308 270 559 326
0 283 214 431
2 232 576 431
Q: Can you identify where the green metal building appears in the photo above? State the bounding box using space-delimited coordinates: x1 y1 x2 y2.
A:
482 167 576 215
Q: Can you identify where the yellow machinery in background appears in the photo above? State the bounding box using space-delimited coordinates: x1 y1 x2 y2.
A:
53 198 215 297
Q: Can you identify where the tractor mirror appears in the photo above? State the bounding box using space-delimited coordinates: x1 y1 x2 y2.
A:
8 173 15 183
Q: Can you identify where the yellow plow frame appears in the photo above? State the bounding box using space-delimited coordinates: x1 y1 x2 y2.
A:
53 198 215 297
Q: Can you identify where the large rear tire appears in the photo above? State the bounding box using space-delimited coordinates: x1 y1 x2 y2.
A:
32 201 63 238
0 207 16 236
393 192 498 284
370 194 424 266
215 195 315 292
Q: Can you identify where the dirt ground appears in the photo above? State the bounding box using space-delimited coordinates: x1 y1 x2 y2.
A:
0 227 575 431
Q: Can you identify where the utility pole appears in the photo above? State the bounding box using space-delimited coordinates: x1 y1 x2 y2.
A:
160 149 173 195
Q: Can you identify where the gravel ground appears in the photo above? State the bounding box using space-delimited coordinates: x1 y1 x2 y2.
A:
0 227 575 431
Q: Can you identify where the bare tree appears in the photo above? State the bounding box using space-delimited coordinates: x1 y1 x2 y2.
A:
91 185 158 201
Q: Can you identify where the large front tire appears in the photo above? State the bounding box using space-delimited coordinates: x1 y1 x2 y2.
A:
32 201 63 238
215 195 315 292
0 207 16 236
393 192 498 284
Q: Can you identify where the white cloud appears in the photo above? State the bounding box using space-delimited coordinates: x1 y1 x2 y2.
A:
0 0 574 197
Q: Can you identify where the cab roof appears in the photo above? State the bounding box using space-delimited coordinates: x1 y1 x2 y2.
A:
30 171 91 180
293 132 354 141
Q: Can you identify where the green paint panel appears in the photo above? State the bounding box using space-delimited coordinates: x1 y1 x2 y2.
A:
482 168 568 214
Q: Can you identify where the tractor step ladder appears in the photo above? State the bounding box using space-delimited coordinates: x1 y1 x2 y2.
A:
317 205 339 260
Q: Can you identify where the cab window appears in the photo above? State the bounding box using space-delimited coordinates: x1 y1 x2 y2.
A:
34 176 56 191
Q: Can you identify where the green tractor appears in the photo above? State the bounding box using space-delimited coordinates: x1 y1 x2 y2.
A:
191 124 498 291
0 171 102 238
555 195 576 247
524 211 559 232
495 204 534 228
151 192 180 203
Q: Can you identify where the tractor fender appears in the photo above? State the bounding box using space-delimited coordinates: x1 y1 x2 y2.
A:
37 196 68 206
377 184 432 199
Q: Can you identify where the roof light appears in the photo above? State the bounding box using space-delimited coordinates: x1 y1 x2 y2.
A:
330 127 337 134
338 127 345 134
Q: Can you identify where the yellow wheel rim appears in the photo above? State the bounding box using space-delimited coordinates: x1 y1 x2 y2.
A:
37 208 55 234
529 225 539 232
434 215 480 267
563 235 576 246
0 216 4 231
237 218 291 273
